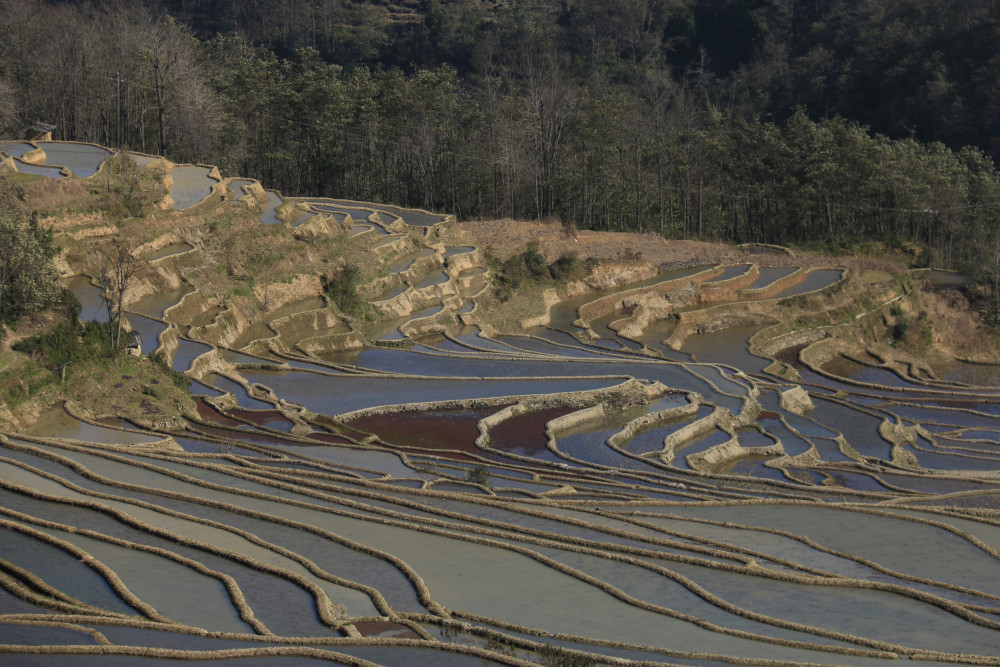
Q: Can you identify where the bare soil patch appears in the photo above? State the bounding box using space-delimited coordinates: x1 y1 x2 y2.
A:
460 218 903 272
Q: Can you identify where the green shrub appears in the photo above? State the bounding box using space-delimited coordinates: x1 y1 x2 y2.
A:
0 203 61 327
523 240 550 279
13 319 115 368
492 243 590 301
891 317 909 344
465 464 490 488
60 287 82 322
322 263 365 316
150 351 192 388
549 252 586 282
500 253 529 287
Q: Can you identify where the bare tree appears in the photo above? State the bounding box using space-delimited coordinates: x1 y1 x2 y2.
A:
129 8 199 157
96 233 144 350
520 46 578 219
243 234 283 309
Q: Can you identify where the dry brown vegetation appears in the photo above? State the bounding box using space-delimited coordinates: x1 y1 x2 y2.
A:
462 218 908 274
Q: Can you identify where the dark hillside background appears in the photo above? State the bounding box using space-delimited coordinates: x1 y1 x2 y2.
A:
5 0 1000 274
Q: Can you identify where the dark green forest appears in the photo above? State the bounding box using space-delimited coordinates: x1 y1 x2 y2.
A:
4 0 1000 272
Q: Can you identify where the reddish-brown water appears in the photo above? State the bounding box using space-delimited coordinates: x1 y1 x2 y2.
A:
194 397 245 427
350 406 508 454
489 407 578 454
229 409 294 431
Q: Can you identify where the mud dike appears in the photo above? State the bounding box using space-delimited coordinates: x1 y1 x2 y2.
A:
6 140 1000 665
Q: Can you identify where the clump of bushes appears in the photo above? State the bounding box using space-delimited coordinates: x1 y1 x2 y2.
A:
0 199 62 333
149 351 193 389
321 263 365 316
549 253 587 281
93 154 168 219
14 319 116 367
11 291 118 368
491 241 590 302
889 303 908 344
465 464 490 488
888 302 933 350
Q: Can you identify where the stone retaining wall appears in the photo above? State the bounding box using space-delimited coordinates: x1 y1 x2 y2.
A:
372 286 416 319
659 406 726 465
455 270 489 295
292 213 336 238
445 249 482 275
608 296 673 341
162 289 215 327
340 378 640 425
20 145 46 165
799 338 841 368
547 404 606 436
188 306 241 348
755 326 829 357
159 325 181 369
670 268 851 352
169 164 225 215
399 251 444 285
411 278 458 303
269 304 343 341
137 232 190 263
399 304 456 338
186 348 234 382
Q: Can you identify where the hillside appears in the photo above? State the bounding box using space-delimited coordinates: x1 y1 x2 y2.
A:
3 138 998 424
4 140 1000 665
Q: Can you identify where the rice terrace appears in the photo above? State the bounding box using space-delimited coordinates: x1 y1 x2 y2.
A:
3 132 1000 667
15 0 1000 663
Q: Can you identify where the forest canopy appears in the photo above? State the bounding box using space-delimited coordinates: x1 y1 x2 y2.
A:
3 0 1000 276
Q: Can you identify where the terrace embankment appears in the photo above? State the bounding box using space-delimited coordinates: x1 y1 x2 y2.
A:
13 141 1000 667
4 142 999 442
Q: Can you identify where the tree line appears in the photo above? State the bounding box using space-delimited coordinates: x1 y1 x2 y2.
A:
4 0 1000 276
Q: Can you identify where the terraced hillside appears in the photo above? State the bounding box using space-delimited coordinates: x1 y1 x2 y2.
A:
4 141 1000 665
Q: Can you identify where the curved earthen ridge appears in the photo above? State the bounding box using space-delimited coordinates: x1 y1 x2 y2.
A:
10 139 1000 665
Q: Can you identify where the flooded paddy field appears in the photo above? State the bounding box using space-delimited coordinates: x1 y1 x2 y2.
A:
302 198 448 227
169 165 217 210
774 268 844 298
15 304 1000 663
0 141 37 157
35 142 112 178
13 160 67 178
13 145 1000 666
143 242 194 262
